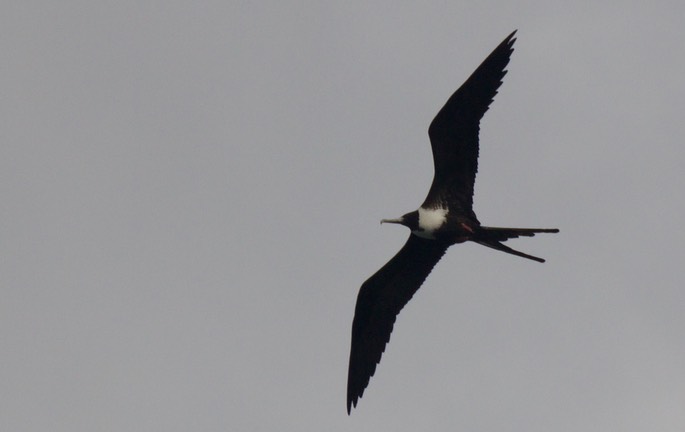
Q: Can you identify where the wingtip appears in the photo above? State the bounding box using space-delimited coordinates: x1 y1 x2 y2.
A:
505 30 517 48
502 29 518 52
346 398 355 415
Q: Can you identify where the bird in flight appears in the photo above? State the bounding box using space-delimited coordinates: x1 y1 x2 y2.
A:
347 30 559 414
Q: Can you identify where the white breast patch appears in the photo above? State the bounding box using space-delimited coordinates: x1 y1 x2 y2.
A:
416 207 448 237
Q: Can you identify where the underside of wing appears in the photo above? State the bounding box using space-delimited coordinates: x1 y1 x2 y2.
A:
424 31 517 212
347 235 448 413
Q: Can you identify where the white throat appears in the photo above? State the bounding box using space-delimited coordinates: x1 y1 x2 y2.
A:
415 207 448 238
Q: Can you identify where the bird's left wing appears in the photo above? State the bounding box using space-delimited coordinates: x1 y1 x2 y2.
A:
424 31 516 213
347 235 448 413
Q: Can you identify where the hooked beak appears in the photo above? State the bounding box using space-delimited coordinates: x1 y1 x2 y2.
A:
380 217 404 225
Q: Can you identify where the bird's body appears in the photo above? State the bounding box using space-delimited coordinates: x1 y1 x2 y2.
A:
346 31 559 414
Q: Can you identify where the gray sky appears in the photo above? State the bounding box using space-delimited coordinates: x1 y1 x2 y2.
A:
3 2 685 431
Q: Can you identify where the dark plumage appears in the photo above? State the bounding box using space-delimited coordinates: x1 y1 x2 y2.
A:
347 31 559 414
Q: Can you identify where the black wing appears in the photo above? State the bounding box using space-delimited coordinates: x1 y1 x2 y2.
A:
347 235 448 413
423 31 517 214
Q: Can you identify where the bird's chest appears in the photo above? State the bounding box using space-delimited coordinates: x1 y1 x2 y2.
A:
412 207 448 239
413 206 475 242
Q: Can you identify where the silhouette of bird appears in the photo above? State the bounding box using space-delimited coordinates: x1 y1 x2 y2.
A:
347 30 559 414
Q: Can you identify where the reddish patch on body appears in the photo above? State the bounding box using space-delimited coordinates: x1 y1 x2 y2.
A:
460 222 475 233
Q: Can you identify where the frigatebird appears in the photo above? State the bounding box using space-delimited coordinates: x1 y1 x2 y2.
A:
347 31 559 414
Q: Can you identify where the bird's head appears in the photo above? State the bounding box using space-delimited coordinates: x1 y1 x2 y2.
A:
380 210 419 230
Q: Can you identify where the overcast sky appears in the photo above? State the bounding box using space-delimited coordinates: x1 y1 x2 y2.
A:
3 2 685 431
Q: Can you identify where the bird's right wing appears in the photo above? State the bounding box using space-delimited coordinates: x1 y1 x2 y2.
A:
347 235 448 413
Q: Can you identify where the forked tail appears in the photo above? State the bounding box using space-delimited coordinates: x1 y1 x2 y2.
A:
475 226 559 263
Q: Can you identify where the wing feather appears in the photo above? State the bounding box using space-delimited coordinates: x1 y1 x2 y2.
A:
347 235 448 413
424 31 517 213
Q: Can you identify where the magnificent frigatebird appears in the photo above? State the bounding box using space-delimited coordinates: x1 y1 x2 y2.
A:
347 31 559 414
